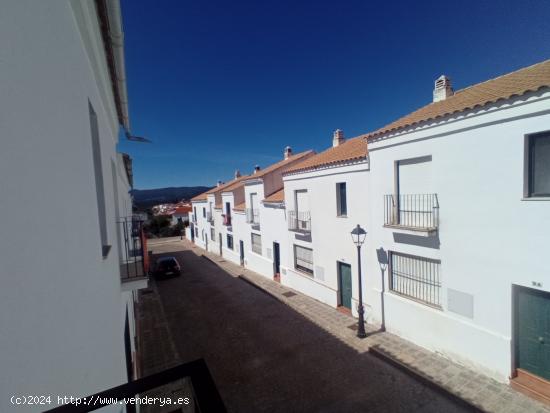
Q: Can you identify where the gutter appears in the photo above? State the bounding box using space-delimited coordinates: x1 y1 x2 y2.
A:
96 0 130 130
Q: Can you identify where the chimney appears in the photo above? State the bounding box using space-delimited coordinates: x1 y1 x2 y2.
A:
254 165 261 174
217 180 223 187
333 129 344 147
234 169 241 179
433 75 453 102
284 146 292 160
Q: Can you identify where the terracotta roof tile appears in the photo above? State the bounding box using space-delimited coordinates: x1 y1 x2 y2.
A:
263 189 285 203
246 150 315 179
233 202 246 211
284 137 367 174
191 175 249 201
365 59 550 140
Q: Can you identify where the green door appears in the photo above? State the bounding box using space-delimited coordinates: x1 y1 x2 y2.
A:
517 287 550 380
338 262 352 310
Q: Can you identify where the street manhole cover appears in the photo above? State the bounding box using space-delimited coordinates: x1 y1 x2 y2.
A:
282 291 297 298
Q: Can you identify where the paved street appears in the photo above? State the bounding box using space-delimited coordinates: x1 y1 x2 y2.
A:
146 239 475 413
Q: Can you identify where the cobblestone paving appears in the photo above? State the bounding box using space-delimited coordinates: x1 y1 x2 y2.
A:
147 239 478 412
137 281 194 413
177 238 550 413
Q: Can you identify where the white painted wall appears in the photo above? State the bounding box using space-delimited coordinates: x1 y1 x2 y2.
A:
366 90 550 381
0 2 136 411
282 161 371 314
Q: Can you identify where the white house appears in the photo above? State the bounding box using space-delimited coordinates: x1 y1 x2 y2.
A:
0 1 146 411
189 173 248 254
363 60 550 392
281 133 370 316
240 148 315 279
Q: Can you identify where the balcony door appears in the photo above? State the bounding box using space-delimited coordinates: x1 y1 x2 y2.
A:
395 156 433 227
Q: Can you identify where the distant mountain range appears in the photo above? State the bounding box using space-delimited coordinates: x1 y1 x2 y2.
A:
131 186 211 209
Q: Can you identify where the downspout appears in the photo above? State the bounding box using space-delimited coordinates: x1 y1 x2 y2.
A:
105 0 130 130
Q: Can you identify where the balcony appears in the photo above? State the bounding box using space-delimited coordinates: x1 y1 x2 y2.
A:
384 194 439 233
222 213 232 226
245 208 260 229
191 214 197 224
118 216 148 291
207 211 214 223
288 210 311 233
44 358 226 413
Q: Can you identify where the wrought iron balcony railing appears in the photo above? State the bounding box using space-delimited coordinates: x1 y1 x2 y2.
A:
117 216 148 284
384 194 439 231
288 210 311 233
245 208 260 225
44 358 226 413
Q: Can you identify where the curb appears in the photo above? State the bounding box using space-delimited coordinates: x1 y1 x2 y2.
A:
237 275 281 302
369 345 485 413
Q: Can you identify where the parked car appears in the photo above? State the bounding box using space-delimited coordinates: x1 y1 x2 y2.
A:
152 256 181 278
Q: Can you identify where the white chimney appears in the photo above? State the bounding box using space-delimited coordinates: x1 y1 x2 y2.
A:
284 146 292 160
234 169 241 179
254 165 260 174
433 75 453 102
333 129 344 147
217 180 223 187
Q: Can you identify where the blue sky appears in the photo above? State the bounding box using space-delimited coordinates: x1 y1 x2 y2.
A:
118 0 550 189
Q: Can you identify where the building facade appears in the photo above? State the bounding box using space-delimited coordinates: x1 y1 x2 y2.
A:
0 1 146 411
186 59 550 396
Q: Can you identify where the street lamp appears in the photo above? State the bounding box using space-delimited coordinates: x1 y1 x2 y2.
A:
351 224 367 339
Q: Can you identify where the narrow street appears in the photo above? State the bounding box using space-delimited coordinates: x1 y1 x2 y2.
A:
143 239 475 413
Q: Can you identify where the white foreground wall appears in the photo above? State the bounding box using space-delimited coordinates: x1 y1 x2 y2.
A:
282 161 372 315
366 90 550 381
0 2 136 411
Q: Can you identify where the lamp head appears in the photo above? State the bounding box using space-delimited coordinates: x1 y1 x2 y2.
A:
351 224 367 246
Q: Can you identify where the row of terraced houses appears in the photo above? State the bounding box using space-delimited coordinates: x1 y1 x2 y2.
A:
189 59 550 398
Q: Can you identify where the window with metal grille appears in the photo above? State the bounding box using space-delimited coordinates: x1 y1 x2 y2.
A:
210 227 215 241
294 245 313 276
227 234 233 250
389 252 441 307
251 233 262 255
203 207 206 218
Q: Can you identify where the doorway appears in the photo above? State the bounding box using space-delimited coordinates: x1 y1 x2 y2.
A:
219 233 222 256
190 223 195 243
273 242 281 282
338 262 352 310
239 240 245 266
513 286 550 381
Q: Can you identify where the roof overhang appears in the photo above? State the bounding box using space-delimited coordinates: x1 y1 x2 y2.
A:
95 0 130 130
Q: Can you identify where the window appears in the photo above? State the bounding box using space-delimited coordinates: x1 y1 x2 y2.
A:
203 207 206 218
210 228 215 241
336 182 347 216
251 233 262 255
527 132 550 197
227 234 234 250
225 202 231 216
193 207 197 222
89 101 110 258
194 227 198 237
389 252 441 307
294 245 313 276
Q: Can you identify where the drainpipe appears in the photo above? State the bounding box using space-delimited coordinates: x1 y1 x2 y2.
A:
105 0 130 130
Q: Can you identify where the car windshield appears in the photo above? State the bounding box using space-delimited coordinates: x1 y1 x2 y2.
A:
159 259 177 269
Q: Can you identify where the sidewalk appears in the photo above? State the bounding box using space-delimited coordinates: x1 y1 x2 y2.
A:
188 240 549 413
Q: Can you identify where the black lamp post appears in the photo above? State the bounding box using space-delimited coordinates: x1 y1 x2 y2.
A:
351 224 367 339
